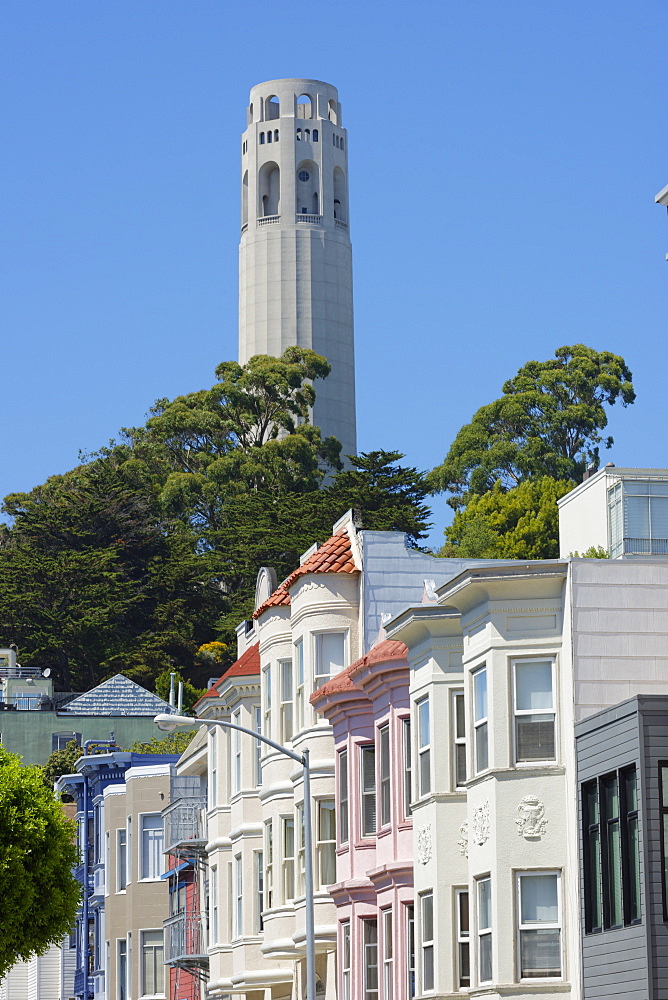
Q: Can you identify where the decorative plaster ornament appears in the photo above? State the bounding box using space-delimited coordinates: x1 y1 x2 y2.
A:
516 795 548 838
457 820 469 858
417 824 433 865
471 801 490 846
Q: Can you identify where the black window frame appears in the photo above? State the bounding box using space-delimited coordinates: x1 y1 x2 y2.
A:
659 761 668 920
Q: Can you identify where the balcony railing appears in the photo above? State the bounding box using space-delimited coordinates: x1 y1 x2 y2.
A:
335 218 348 230
163 796 207 854
258 215 280 226
296 214 322 225
164 912 208 965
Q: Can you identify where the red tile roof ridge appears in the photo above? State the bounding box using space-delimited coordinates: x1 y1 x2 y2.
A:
310 660 363 702
218 642 260 680
348 639 409 678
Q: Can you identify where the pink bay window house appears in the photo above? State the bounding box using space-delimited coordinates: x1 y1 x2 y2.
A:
312 639 415 1000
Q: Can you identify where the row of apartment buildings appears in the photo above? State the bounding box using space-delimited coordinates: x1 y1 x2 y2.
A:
24 464 668 1000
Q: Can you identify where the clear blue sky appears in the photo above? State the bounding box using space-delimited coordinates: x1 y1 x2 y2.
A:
2 1 667 546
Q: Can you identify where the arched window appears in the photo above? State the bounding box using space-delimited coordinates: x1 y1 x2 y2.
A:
305 129 310 140
249 102 254 124
336 135 340 148
259 161 280 216
340 138 344 151
274 129 279 142
333 167 347 222
296 159 320 218
328 99 338 125
312 129 318 142
267 131 272 143
297 93 313 119
260 132 265 144
267 95 280 120
332 135 336 146
242 170 248 227
296 128 302 141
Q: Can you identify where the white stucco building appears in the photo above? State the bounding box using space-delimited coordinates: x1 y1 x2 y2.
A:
238 79 356 460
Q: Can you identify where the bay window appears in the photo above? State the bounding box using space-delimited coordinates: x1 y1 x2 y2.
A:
361 745 376 836
513 659 556 763
417 697 430 797
280 659 293 743
517 873 561 979
456 889 470 989
473 668 488 774
420 892 434 991
339 749 349 844
317 799 336 887
477 877 492 984
363 919 379 1000
379 724 391 827
453 691 466 787
315 631 346 690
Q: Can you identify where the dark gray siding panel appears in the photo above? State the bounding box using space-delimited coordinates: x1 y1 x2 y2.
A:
576 702 649 1000
641 707 668 997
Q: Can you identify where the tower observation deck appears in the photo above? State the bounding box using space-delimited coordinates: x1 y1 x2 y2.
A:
238 79 357 461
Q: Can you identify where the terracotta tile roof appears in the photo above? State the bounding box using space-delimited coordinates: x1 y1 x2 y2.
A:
218 642 260 680
349 639 409 675
310 662 361 702
254 530 357 619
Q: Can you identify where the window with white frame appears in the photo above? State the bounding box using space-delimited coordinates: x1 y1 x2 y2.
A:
126 817 132 884
105 831 110 896
383 908 394 1000
363 918 379 1000
297 803 306 896
295 639 305 731
317 799 336 887
473 668 488 774
517 872 561 979
117 829 127 891
210 866 218 943
280 659 293 742
339 749 349 844
255 851 264 933
406 903 415 999
283 816 295 902
254 705 262 786
209 727 217 809
141 930 164 995
118 939 127 1000
421 892 434 991
403 718 412 816
379 724 391 827
453 691 466 787
233 708 242 793
140 815 163 880
265 821 273 909
314 631 346 690
514 660 556 763
417 697 431 796
341 921 351 1000
456 889 470 989
361 745 376 836
235 855 243 938
477 877 492 984
263 664 272 738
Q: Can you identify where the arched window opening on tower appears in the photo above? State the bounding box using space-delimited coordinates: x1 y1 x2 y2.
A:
296 128 302 141
260 132 265 144
333 167 347 222
274 129 279 142
305 129 310 141
340 138 344 151
313 129 318 142
248 103 254 124
296 160 320 220
259 161 280 217
266 95 280 120
328 99 338 125
297 94 313 119
267 131 272 143
242 170 248 228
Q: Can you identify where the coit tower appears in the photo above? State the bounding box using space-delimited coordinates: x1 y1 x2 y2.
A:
238 78 357 460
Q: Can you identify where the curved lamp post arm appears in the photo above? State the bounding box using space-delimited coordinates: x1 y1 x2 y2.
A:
153 712 317 1000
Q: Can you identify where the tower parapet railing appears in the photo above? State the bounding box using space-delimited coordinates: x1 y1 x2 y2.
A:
295 214 322 225
257 215 280 226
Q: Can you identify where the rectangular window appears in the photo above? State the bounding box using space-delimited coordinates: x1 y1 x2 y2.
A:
265 821 273 910
105 831 110 896
583 780 602 932
514 660 556 763
280 659 293 742
283 817 295 902
661 764 668 921
141 930 164 995
517 873 561 979
341 921 351 1000
317 799 336 887
117 829 127 892
315 632 346 690
264 664 272 738
254 705 262 786
233 708 241 793
473 668 488 774
126 818 132 884
52 731 82 751
602 773 623 927
210 866 218 943
255 851 264 933
623 766 641 924
209 727 217 809
363 918 379 1000
383 908 393 1000
339 749 349 844
456 889 470 989
417 697 431 796
361 745 377 836
140 814 163 880
295 640 305 731
453 691 466 787
406 904 415 999
297 803 306 897
420 892 434 992
477 877 492 984
117 939 127 1000
379 724 391 827
235 855 243 938
403 718 412 817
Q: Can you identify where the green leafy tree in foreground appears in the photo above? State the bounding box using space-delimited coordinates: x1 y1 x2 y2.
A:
42 740 84 793
0 748 81 978
440 478 575 559
153 668 205 714
131 731 197 755
429 344 635 508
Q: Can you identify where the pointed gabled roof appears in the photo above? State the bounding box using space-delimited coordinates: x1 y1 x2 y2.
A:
254 530 358 619
61 674 172 717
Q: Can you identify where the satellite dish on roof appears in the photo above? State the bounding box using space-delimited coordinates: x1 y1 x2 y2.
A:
42 668 51 678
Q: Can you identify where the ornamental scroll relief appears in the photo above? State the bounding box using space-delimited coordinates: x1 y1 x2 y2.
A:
417 824 432 865
471 801 490 846
516 795 548 839
457 820 469 858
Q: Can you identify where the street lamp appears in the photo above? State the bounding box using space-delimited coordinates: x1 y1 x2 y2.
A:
154 712 317 1000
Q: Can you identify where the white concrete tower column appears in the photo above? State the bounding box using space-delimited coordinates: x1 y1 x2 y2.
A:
238 78 357 460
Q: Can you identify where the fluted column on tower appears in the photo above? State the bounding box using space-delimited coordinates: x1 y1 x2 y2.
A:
238 78 357 461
